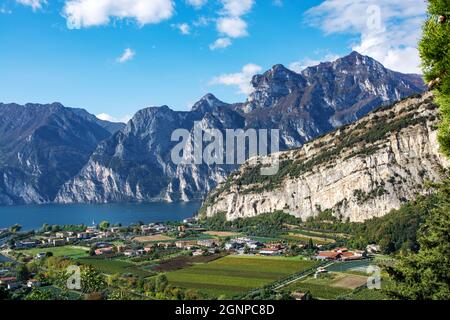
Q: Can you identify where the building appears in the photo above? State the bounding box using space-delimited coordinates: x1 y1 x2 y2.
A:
366 244 381 254
15 241 37 249
197 239 217 248
0 277 17 285
52 239 66 247
66 236 77 243
340 251 364 261
95 247 114 256
259 248 283 256
183 217 197 224
55 232 67 238
27 279 41 288
7 282 21 290
291 292 307 301
35 253 47 259
315 251 342 260
175 241 198 250
123 250 136 257
110 227 120 233
77 232 90 240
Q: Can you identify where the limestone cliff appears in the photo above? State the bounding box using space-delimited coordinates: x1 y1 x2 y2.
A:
201 93 449 222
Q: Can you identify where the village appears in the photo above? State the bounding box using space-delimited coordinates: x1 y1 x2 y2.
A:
0 215 383 298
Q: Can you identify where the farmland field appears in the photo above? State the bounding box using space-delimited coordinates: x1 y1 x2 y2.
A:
77 257 154 278
347 288 389 300
203 231 241 237
285 272 368 299
281 233 336 244
166 255 317 298
18 246 89 259
133 235 175 243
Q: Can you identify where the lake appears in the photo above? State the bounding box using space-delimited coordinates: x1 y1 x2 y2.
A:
0 202 202 231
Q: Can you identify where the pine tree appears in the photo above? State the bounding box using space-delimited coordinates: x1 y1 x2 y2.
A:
419 0 450 156
385 178 450 299
386 1 450 299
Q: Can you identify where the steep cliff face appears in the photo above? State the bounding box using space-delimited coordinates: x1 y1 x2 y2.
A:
55 96 243 203
56 52 426 204
202 93 449 222
0 103 123 205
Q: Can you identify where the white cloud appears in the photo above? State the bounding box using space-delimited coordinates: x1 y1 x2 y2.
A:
63 0 174 29
217 16 248 38
211 0 254 50
305 0 427 74
16 0 46 11
193 16 212 27
220 0 254 17
186 0 207 9
116 48 135 63
289 54 340 73
173 23 191 35
97 113 131 123
211 63 262 95
209 37 232 50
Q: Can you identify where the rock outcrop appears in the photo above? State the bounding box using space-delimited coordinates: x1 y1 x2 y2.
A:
201 93 449 222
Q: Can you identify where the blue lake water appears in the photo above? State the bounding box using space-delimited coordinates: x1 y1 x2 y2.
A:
0 202 202 231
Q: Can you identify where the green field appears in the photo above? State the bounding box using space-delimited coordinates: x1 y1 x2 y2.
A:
285 272 367 300
346 288 389 300
166 255 317 298
77 257 154 278
287 280 352 300
19 246 89 259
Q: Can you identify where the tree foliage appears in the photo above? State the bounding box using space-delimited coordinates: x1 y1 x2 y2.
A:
419 0 450 156
385 178 450 299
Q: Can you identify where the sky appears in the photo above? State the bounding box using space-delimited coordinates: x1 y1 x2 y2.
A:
0 0 428 123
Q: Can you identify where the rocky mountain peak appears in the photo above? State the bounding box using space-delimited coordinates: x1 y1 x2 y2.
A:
191 93 228 113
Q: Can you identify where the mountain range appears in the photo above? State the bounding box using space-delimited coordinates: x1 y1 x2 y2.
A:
0 52 426 205
201 93 449 222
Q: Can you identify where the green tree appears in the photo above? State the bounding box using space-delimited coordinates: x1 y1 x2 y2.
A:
81 266 107 294
25 289 55 301
386 179 450 299
16 264 30 282
99 221 110 231
9 224 22 233
419 0 450 156
155 274 169 292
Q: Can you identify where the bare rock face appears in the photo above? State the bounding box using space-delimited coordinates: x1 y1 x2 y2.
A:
0 103 124 205
55 52 426 204
202 93 449 222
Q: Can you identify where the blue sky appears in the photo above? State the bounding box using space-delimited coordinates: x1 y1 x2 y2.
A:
0 0 427 122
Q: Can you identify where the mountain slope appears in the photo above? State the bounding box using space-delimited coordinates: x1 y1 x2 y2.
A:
56 52 426 204
0 103 123 204
201 93 449 222
55 95 245 203
240 51 426 148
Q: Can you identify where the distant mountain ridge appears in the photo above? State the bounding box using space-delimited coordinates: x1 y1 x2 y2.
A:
0 102 124 204
54 52 427 204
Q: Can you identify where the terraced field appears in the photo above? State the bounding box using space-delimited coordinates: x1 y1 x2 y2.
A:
166 255 316 298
